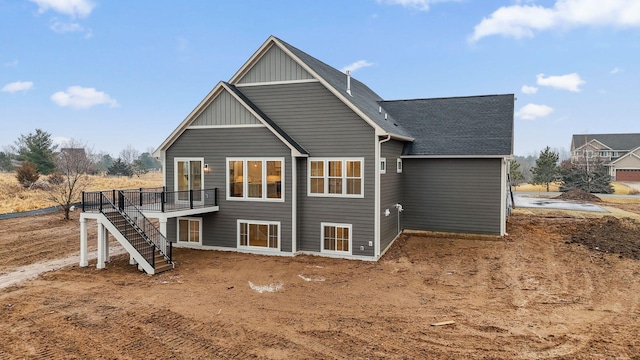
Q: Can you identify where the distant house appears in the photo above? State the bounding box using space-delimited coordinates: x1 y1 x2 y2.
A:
570 133 640 181
80 36 514 273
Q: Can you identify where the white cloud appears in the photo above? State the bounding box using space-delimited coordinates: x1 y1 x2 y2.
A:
536 73 585 92
52 136 71 146
4 59 19 67
470 0 640 42
376 0 459 11
2 81 34 93
610 67 623 74
31 0 95 18
521 85 538 94
50 19 83 33
516 103 554 120
340 60 374 73
51 86 119 109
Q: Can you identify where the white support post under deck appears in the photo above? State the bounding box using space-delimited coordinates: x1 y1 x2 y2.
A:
97 221 105 269
79 217 88 267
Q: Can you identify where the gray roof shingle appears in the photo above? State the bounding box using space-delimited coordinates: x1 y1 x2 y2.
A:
276 37 413 139
380 95 514 156
572 133 640 151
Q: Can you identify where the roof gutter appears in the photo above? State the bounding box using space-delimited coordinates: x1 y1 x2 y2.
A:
401 154 511 159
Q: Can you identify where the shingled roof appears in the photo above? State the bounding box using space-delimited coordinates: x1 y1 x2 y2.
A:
571 133 640 151
380 95 514 156
276 37 413 139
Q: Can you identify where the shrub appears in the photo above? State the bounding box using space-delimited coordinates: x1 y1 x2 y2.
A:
15 161 40 188
48 172 65 185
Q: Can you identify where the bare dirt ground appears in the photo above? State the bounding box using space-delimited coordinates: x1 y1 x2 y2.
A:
1 204 640 359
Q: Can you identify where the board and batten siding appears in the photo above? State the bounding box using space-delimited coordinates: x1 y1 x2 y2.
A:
402 158 502 235
240 82 376 257
165 127 293 252
380 140 404 252
190 90 260 127
238 45 314 84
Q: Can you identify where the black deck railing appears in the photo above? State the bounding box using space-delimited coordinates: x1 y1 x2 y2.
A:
82 187 218 213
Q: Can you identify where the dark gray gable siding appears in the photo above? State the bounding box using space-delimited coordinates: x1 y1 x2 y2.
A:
380 140 404 252
276 38 412 139
191 89 260 126
402 158 502 235
238 44 314 84
380 95 514 156
239 81 376 257
166 127 293 252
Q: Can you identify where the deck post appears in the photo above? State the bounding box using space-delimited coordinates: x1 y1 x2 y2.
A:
159 217 167 237
129 254 137 265
97 221 106 269
104 229 110 263
79 216 88 267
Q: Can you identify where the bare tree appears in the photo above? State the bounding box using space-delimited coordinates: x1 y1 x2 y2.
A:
48 139 94 220
119 144 140 166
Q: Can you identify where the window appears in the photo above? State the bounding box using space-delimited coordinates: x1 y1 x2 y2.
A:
380 158 386 174
174 158 204 202
612 151 619 157
308 158 363 197
321 223 352 253
227 158 283 201
600 151 609 157
238 220 280 250
177 218 201 244
396 158 403 173
586 151 593 158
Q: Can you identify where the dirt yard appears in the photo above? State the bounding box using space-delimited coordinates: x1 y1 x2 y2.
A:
1 204 640 359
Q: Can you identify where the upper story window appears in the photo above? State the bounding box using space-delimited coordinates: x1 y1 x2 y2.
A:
585 151 593 158
612 151 619 157
600 151 609 157
396 158 403 173
309 158 364 197
227 158 284 201
380 158 386 174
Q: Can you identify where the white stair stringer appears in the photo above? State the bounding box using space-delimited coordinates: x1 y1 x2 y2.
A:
98 213 156 275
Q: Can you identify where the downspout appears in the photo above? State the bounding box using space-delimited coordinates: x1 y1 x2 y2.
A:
375 134 392 258
291 154 297 254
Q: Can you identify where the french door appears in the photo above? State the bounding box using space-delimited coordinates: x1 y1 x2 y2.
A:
175 158 204 203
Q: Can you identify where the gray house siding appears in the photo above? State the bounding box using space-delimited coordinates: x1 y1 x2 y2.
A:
166 127 293 252
191 90 260 127
380 140 404 252
238 45 314 84
402 158 502 235
240 82 376 257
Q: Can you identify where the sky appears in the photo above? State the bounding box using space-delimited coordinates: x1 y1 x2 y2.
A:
1 0 639 157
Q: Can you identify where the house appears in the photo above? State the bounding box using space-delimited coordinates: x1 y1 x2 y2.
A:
570 133 640 181
79 36 514 272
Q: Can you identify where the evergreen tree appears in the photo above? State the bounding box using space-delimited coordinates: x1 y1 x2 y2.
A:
13 129 57 175
107 158 133 177
0 151 14 171
509 160 525 188
560 159 613 194
531 146 560 192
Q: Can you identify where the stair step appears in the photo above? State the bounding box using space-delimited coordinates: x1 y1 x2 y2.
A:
154 262 173 274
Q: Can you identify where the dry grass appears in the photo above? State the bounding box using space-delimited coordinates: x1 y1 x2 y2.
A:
514 181 637 196
512 182 561 192
0 171 162 214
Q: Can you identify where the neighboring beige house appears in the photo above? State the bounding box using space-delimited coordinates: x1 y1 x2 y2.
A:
570 133 640 181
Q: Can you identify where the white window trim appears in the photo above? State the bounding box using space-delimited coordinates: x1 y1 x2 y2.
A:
307 158 364 198
396 158 403 173
380 158 386 174
320 222 352 255
177 217 202 245
237 219 281 251
174 157 205 191
226 158 285 202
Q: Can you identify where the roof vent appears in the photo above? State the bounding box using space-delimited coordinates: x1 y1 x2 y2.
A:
378 106 382 114
384 113 388 121
346 70 352 96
